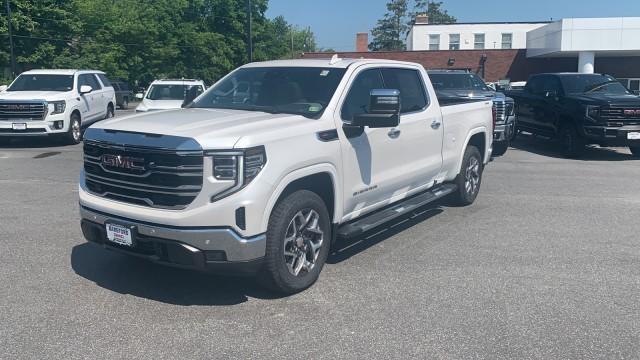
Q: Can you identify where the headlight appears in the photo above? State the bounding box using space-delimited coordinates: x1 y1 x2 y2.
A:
50 100 66 115
209 146 267 201
585 105 600 122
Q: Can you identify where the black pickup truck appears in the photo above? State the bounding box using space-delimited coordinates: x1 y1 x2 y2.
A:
428 70 514 156
507 73 640 158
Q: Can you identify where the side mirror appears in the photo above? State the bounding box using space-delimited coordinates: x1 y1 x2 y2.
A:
80 85 93 94
135 93 144 100
182 87 200 108
349 89 401 128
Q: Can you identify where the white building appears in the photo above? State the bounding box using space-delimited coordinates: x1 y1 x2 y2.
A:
407 17 548 51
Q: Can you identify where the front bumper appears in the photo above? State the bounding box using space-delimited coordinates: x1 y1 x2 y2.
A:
80 206 266 274
583 125 640 146
493 124 508 142
0 115 68 136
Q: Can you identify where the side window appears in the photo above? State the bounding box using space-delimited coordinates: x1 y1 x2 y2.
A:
96 74 112 88
541 76 561 95
79 74 101 91
112 82 121 91
381 68 428 113
341 69 384 121
89 74 102 90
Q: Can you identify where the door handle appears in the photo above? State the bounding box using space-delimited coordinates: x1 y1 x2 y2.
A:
431 120 442 129
387 128 401 139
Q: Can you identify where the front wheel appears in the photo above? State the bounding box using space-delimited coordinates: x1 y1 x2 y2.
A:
258 190 331 295
559 124 585 158
451 145 483 206
630 146 640 158
65 113 82 145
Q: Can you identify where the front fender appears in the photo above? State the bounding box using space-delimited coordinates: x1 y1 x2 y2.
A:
261 163 341 232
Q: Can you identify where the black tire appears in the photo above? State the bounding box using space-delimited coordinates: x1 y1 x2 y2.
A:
630 146 640 158
258 190 331 295
509 111 519 142
105 104 115 120
559 123 585 158
492 140 509 157
121 98 128 110
65 113 82 145
451 145 483 206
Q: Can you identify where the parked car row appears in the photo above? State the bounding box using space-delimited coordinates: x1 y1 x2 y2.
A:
0 72 207 144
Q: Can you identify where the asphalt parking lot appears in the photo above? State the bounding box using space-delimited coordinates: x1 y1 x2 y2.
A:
1 120 639 359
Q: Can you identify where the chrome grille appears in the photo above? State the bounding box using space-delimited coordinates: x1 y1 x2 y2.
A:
601 106 640 124
83 141 204 210
0 101 47 121
493 100 507 123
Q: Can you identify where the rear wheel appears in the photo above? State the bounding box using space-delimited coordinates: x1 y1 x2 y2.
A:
258 190 331 295
121 98 128 110
65 113 82 145
451 145 483 206
559 123 585 158
630 146 640 158
105 104 115 120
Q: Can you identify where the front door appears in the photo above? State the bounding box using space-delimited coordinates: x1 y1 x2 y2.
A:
77 74 103 121
336 65 444 222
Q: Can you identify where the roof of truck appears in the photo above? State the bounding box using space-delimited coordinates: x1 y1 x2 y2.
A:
241 58 422 69
20 69 105 75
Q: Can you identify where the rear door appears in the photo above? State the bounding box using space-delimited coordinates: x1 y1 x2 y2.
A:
336 65 443 221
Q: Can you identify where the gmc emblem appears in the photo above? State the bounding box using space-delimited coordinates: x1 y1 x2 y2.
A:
101 154 145 171
7 104 29 110
624 109 640 116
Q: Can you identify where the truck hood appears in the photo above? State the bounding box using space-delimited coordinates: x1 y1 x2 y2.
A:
0 91 69 101
566 93 640 106
137 99 184 111
92 108 312 149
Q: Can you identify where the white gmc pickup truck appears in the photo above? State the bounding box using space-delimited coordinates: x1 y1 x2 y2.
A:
79 58 493 294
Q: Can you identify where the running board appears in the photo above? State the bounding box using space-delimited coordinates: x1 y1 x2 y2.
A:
336 184 457 238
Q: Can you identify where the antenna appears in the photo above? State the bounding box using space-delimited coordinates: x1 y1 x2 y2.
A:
329 54 341 65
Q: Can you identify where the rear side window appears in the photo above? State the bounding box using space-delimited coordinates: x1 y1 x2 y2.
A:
341 69 385 121
96 74 112 88
381 69 428 113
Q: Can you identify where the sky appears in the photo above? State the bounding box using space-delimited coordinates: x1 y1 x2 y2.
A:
266 0 640 51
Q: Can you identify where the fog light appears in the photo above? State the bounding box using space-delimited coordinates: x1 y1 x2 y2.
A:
54 121 64 130
204 251 227 262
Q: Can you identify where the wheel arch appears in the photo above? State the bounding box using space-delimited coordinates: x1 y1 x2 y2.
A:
456 127 489 175
261 164 341 234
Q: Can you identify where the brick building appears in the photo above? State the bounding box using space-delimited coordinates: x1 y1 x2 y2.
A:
303 17 640 92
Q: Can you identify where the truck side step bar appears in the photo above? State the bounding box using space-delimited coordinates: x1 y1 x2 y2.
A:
336 184 457 238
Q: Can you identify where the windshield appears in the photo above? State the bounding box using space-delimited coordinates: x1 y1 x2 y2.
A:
191 67 347 118
7 74 74 92
146 84 204 100
560 75 631 95
429 73 491 92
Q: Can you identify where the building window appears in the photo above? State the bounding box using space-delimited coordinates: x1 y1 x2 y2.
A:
429 34 440 51
501 33 513 49
449 34 460 50
474 34 485 50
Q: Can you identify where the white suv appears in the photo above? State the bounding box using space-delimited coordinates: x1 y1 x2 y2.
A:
0 69 116 144
135 79 206 113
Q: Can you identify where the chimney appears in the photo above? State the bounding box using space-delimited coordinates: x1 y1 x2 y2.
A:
356 32 369 52
415 13 429 25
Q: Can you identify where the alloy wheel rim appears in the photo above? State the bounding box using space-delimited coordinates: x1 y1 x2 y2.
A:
464 156 480 196
72 120 81 141
283 209 324 277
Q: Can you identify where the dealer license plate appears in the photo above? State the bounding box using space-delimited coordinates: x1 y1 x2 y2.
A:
12 123 27 131
106 223 133 247
628 132 640 140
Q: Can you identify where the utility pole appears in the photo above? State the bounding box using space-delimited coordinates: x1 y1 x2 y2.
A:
246 0 253 62
290 26 294 59
5 0 16 77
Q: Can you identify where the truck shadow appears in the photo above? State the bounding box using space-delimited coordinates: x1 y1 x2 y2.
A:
328 204 445 264
0 137 75 149
70 243 283 306
510 133 636 161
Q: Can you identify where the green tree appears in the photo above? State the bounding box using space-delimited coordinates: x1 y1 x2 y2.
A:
410 1 457 25
369 0 409 51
